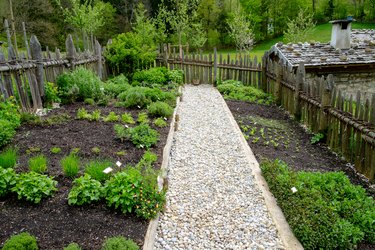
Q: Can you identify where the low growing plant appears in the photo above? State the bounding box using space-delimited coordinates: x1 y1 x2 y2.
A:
0 119 17 148
2 232 39 250
64 243 82 250
147 101 173 118
90 109 101 121
61 154 80 178
137 112 149 124
26 146 41 154
68 174 104 206
114 124 159 149
50 147 62 154
84 98 95 105
76 108 91 120
153 118 167 128
85 160 112 182
103 112 119 122
0 148 18 168
91 147 101 154
121 113 135 124
101 236 139 250
311 133 324 144
12 172 57 203
118 88 150 108
28 155 48 174
0 167 18 197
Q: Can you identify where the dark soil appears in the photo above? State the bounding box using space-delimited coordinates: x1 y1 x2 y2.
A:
227 100 375 250
0 103 170 249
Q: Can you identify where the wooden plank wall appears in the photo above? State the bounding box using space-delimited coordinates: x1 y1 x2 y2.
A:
265 55 375 180
0 21 105 112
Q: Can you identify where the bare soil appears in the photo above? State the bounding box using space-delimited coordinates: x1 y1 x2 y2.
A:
0 103 170 249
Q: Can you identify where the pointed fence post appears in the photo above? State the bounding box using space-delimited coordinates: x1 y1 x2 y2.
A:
261 52 268 92
319 75 333 132
66 34 76 70
95 39 103 79
294 62 305 121
4 20 12 50
30 35 45 97
22 22 31 59
274 62 283 105
213 47 218 86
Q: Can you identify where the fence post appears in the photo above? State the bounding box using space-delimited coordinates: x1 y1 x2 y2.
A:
30 35 45 98
0 51 12 98
274 63 282 105
66 34 76 70
293 62 305 121
319 75 333 132
4 20 12 50
261 52 268 92
95 39 103 79
213 47 217 86
22 22 31 59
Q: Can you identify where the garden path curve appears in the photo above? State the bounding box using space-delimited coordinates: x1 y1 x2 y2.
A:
153 84 301 250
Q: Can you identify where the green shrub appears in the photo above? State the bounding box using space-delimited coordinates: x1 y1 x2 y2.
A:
114 124 159 149
0 98 21 128
28 155 48 174
50 147 62 154
121 113 135 124
103 75 130 98
103 112 119 122
135 151 158 170
64 243 82 250
153 118 167 128
261 160 375 249
118 88 150 108
133 67 167 87
137 112 149 124
68 174 104 206
12 172 57 203
61 154 80 178
101 236 139 250
84 98 95 105
0 148 18 168
217 80 273 104
2 232 38 250
44 82 61 107
167 69 184 84
85 160 112 182
147 102 173 118
0 167 18 197
0 119 17 148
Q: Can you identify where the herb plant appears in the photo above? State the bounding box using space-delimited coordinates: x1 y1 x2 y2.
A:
137 112 149 124
0 167 18 197
77 108 91 120
0 148 18 168
90 109 101 121
85 160 112 182
103 112 119 122
2 232 39 250
12 172 57 203
28 155 48 174
121 113 135 124
50 147 62 154
64 243 82 250
147 101 173 118
153 118 167 128
84 98 95 105
101 236 139 250
68 174 104 206
61 154 80 178
114 124 159 149
311 133 324 144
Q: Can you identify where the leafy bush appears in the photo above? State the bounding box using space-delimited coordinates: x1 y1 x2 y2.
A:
103 75 130 98
0 148 18 168
2 232 38 250
153 118 167 128
114 124 159 149
147 101 173 118
217 80 273 104
133 67 167 87
261 160 375 249
44 82 61 107
85 160 112 182
68 174 104 206
167 69 184 84
101 236 139 250
84 98 95 105
103 112 119 122
56 67 102 103
0 119 17 149
28 155 48 174
137 112 149 124
64 243 82 250
12 172 57 203
121 113 135 124
135 151 158 170
61 154 80 178
0 97 21 128
118 88 150 108
0 167 18 197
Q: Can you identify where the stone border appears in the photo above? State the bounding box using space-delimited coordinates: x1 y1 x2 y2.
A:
219 89 304 250
142 86 182 250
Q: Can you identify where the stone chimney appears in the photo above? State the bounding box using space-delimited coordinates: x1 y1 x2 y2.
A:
330 19 352 49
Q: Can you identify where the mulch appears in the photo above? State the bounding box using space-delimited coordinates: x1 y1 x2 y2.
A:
0 103 170 249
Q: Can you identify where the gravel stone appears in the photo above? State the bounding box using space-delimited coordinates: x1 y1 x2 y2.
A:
155 84 284 249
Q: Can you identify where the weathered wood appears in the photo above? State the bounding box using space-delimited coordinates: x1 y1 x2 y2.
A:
30 35 44 97
4 19 12 48
293 62 305 120
22 22 31 59
370 94 375 125
274 63 282 105
213 48 217 85
95 40 103 79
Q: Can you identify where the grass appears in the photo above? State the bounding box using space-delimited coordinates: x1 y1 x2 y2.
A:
61 154 80 178
28 155 48 173
84 160 112 182
0 148 18 169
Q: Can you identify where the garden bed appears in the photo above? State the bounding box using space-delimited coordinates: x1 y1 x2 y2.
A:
0 103 171 249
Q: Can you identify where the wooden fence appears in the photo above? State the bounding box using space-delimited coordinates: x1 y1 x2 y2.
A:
157 47 375 180
0 20 105 111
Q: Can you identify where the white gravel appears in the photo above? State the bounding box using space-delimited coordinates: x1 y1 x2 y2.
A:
154 84 284 250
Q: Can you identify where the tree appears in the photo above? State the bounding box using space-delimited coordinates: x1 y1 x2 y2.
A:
284 9 315 43
227 10 254 51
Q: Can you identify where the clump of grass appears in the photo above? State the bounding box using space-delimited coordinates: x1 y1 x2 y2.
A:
153 117 167 128
50 147 62 154
84 160 112 182
28 154 48 173
61 154 80 178
0 148 18 168
121 113 135 124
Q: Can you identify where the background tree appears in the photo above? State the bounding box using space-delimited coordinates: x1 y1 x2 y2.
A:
227 10 254 51
284 9 316 43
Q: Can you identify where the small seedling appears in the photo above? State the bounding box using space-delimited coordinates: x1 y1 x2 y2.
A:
137 112 149 124
90 109 101 121
121 113 135 124
252 137 260 144
76 108 91 120
103 111 119 122
28 154 48 173
116 151 126 156
70 148 81 155
50 147 62 154
311 133 324 144
153 117 167 128
26 146 41 154
91 147 101 154
249 127 257 136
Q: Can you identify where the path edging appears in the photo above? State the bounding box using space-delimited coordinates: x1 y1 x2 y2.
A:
219 89 304 250
142 86 182 250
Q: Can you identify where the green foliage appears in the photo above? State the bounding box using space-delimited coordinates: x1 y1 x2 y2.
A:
103 75 130 98
261 160 375 249
0 98 21 148
26 146 41 154
121 113 135 124
64 243 82 250
0 167 18 197
137 112 149 124
101 236 139 250
85 160 112 182
284 9 315 43
20 112 42 125
90 110 101 121
44 82 61 107
50 147 62 154
217 80 273 104
0 148 18 168
227 10 254 51
118 88 150 108
84 98 95 105
114 124 159 149
153 118 167 128
2 232 38 250
133 67 167 87
91 147 101 154
12 172 57 204
135 151 158 170
76 108 90 120
103 112 119 122
147 102 173 118
56 67 102 103
0 119 17 148
61 154 80 178
167 70 184 84
311 133 324 144
28 155 48 174
68 174 104 206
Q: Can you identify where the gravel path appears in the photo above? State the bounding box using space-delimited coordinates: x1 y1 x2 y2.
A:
154 84 285 250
